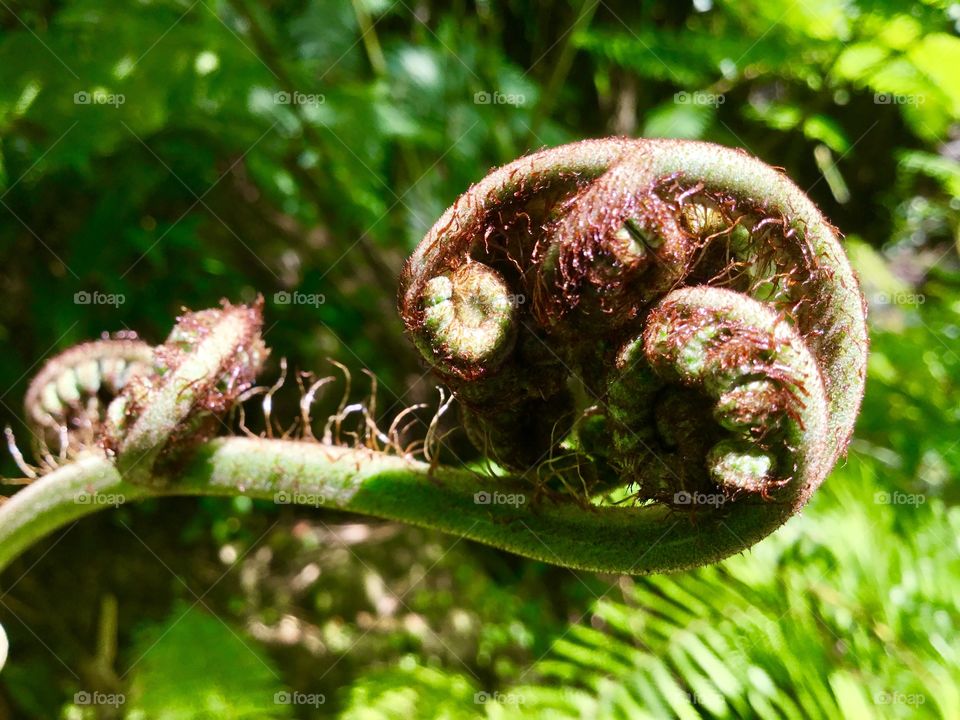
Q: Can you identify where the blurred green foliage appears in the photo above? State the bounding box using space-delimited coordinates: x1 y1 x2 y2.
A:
1 0 959 718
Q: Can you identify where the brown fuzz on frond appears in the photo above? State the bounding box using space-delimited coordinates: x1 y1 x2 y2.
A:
399 138 866 534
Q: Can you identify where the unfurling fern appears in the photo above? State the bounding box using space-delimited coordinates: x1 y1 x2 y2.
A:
399 138 866 568
0 138 867 672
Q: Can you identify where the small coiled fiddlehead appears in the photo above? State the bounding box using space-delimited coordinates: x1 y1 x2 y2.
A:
104 299 268 486
16 301 267 484
23 337 153 465
400 137 866 531
0 141 867 673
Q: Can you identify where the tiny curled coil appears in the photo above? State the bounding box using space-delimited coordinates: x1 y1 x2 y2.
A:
23 336 153 464
21 300 268 483
400 138 867 521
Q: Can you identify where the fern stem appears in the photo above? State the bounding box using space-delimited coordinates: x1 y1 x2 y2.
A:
0 437 817 579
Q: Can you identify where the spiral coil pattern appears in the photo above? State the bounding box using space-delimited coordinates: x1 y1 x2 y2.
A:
400 138 867 512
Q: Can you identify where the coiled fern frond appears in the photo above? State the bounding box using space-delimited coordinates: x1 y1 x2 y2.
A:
399 138 867 568
0 138 868 671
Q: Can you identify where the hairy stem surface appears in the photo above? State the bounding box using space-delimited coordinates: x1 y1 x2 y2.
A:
1 437 804 577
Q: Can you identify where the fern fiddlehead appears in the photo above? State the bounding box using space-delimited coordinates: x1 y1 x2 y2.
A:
0 139 867 670
23 336 154 465
104 300 268 486
400 139 865 502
